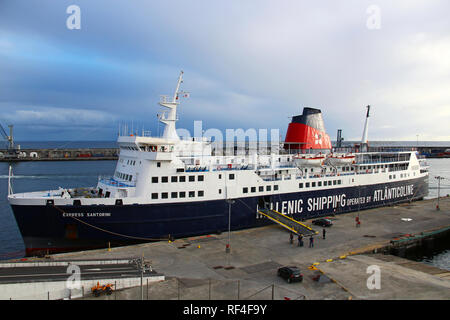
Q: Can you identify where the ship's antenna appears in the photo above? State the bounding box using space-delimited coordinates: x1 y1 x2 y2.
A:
172 70 184 103
158 71 185 141
361 105 370 152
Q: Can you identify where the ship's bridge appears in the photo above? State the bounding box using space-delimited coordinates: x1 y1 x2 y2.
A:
117 134 212 158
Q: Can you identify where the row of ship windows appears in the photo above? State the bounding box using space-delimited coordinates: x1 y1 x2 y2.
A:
119 159 137 166
116 172 133 182
299 179 342 188
151 174 235 183
151 191 204 199
243 185 279 193
121 146 139 151
152 175 205 183
241 179 343 194
390 173 413 179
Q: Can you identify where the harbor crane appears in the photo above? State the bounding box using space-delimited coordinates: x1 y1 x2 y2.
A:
0 123 20 159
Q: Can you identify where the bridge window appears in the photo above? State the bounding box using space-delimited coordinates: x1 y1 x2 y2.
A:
152 177 158 183
171 192 178 198
180 192 186 198
229 174 235 180
274 185 279 191
198 175 204 182
266 186 271 191
162 192 168 199
299 183 303 189
171 176 178 183
251 187 256 193
198 191 204 197
189 191 195 198
305 182 310 188
312 182 316 187
189 176 195 182
151 193 158 199
162 176 168 183
243 187 248 193
259 186 264 192
179 176 186 182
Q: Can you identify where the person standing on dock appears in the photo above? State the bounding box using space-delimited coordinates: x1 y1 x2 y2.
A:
322 228 326 240
289 232 294 245
298 234 303 247
309 236 314 248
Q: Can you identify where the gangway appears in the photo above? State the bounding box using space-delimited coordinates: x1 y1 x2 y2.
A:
258 208 318 236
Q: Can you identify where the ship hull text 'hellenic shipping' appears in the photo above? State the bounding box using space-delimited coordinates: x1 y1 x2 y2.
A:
8 72 429 255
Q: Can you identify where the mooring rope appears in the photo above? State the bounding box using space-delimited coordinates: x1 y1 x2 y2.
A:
52 205 170 241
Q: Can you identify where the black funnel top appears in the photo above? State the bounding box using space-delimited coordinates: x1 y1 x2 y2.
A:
291 107 326 132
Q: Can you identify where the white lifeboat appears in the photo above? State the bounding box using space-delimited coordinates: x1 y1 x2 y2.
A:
293 153 326 167
328 153 355 165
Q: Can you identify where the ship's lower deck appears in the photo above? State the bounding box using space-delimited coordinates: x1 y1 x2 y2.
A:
11 175 428 256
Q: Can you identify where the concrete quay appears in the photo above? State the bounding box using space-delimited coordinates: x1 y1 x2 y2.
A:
30 197 450 299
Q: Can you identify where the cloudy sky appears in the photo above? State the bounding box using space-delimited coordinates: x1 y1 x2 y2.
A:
0 0 449 142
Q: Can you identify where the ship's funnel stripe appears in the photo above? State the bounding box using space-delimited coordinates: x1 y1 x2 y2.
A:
284 108 331 150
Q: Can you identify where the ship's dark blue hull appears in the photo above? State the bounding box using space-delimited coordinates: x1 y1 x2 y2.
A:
11 176 428 256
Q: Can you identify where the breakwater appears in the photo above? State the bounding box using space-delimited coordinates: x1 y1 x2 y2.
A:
0 148 119 161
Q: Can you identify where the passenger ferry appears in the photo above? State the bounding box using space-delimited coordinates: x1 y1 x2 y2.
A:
8 72 429 255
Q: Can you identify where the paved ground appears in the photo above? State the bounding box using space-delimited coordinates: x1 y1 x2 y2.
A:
49 197 450 300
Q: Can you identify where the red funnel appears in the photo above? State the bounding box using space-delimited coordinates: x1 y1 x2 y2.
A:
284 107 331 150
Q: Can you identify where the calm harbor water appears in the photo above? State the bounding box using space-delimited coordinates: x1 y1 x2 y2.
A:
0 143 449 269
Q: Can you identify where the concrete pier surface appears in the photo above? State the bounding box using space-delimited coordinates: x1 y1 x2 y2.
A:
30 197 450 299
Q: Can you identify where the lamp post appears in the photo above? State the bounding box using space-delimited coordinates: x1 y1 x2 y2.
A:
226 199 235 254
435 176 444 210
